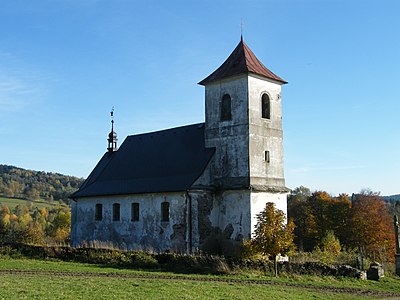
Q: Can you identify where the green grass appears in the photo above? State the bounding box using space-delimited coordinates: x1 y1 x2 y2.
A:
0 197 67 210
0 274 370 300
0 258 399 299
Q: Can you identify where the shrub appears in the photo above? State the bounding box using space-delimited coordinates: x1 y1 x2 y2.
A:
313 231 341 265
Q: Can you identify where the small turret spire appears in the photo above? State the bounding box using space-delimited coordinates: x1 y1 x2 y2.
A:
107 107 118 152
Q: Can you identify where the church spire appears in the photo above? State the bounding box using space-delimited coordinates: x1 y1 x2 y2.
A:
107 107 118 152
198 38 287 85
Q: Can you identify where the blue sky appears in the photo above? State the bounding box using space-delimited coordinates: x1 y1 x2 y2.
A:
0 0 399 196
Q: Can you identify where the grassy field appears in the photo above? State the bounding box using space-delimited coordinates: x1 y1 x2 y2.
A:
0 258 399 299
0 197 67 210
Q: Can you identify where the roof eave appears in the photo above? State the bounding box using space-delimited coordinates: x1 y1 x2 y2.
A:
248 72 288 85
72 189 190 199
198 71 288 86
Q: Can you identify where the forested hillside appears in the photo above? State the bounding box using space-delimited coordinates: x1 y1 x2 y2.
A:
383 194 400 201
0 164 84 203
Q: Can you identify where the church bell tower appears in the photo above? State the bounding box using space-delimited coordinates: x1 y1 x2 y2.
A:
199 37 289 235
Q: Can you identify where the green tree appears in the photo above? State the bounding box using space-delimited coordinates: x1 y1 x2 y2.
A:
315 231 341 265
248 202 295 276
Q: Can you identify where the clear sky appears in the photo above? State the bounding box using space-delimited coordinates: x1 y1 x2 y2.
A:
1 0 399 196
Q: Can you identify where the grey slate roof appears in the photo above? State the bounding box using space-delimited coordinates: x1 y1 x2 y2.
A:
72 123 215 198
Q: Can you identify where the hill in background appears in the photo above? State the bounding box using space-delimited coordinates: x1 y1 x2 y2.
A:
0 164 84 203
382 194 400 202
1 163 398 206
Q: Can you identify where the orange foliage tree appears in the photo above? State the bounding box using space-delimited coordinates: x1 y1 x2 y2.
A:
350 191 395 262
249 202 295 276
289 189 351 251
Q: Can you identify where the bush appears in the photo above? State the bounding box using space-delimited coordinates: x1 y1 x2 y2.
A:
156 253 231 274
313 231 342 265
0 243 388 279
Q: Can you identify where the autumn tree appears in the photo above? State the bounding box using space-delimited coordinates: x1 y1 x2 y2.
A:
288 186 317 251
0 203 70 245
0 205 11 241
248 202 295 276
47 208 71 243
308 191 334 245
349 190 395 262
289 188 352 251
328 194 352 247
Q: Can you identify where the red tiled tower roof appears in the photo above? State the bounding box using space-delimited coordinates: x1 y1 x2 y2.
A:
198 37 287 85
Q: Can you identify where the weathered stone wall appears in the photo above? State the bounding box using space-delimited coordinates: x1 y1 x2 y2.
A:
211 190 251 241
189 189 287 252
71 192 188 253
71 188 258 255
248 74 286 190
189 189 215 250
199 72 288 253
204 75 250 189
192 189 251 255
203 73 287 188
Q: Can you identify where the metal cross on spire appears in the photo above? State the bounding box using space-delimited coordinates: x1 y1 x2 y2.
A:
110 106 115 122
240 19 244 40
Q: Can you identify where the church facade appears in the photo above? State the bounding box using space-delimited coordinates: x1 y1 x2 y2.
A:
71 38 289 254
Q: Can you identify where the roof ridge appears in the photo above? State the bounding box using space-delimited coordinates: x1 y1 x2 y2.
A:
127 122 205 139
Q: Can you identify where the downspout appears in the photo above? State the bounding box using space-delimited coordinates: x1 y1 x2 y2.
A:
185 191 193 254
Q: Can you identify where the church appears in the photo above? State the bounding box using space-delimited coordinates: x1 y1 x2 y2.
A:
70 37 289 255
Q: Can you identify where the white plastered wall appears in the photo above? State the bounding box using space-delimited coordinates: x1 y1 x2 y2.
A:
250 192 288 236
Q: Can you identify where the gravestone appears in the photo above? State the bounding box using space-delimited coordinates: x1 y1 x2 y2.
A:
367 262 384 281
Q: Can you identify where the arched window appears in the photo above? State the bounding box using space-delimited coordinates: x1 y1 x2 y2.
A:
261 94 270 119
220 94 232 121
95 203 102 221
113 203 120 221
161 201 170 222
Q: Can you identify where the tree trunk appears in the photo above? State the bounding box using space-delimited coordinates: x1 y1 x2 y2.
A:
274 255 278 277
